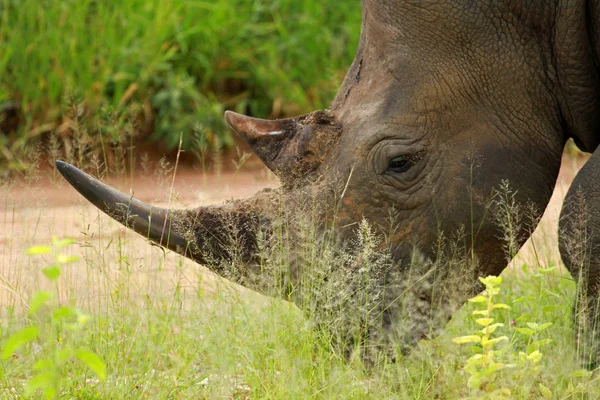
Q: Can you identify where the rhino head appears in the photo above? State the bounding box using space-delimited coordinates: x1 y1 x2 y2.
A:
58 1 599 358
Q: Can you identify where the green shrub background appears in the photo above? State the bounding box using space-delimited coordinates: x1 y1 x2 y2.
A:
0 0 361 152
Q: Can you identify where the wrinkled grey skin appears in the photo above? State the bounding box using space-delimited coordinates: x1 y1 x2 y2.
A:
57 1 600 365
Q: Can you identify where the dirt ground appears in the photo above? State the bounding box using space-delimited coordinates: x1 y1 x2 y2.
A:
0 166 278 311
0 153 589 311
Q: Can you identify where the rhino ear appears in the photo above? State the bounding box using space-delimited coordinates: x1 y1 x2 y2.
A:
225 110 341 183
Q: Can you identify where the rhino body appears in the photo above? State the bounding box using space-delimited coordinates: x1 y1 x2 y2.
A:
57 1 600 365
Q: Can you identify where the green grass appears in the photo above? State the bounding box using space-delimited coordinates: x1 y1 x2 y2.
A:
1 248 598 398
0 0 361 159
1 174 599 398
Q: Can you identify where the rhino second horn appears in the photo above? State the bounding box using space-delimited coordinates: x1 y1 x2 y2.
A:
225 111 291 139
225 111 295 174
55 160 189 253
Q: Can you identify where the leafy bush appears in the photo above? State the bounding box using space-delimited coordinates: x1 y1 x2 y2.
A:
0 0 361 157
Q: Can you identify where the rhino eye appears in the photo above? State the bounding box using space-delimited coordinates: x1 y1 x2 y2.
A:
388 155 412 173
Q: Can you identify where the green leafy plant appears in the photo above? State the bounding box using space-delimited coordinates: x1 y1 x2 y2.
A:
453 275 512 398
453 275 561 399
2 237 106 399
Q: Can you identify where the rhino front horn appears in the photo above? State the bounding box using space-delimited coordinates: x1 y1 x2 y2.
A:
225 110 342 183
55 160 189 253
